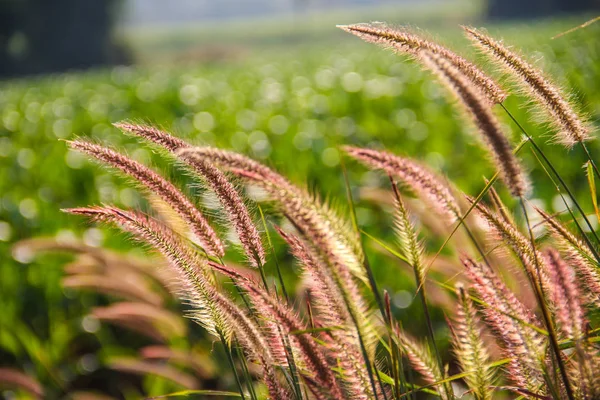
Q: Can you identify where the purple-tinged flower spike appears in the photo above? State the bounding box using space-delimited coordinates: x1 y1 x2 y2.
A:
276 227 375 400
463 26 592 148
179 151 265 268
113 122 189 152
544 249 586 340
462 256 546 393
338 23 506 104
210 260 346 400
178 147 368 287
536 207 600 307
67 140 225 258
64 206 290 399
344 146 460 223
421 51 528 198
396 333 450 400
470 198 551 292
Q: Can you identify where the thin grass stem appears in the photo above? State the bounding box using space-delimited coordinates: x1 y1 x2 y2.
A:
518 197 575 400
389 178 452 400
500 103 600 247
218 330 246 400
258 205 289 301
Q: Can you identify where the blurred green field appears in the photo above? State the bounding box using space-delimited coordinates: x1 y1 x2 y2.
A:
1 14 599 398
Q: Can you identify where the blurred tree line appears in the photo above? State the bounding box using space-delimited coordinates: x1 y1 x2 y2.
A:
487 0 599 19
0 0 131 78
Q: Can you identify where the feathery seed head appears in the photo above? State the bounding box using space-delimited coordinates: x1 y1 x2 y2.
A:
178 150 265 268
421 51 528 197
544 248 587 340
461 256 546 391
339 23 506 103
450 285 494 400
113 122 189 151
343 146 461 222
462 26 592 147
67 140 225 258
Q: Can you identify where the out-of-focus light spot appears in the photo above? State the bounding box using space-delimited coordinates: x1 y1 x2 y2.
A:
83 228 104 247
82 315 100 333
193 111 215 132
393 290 413 309
552 194 572 213
17 148 35 169
321 148 340 167
394 109 416 129
119 188 138 207
315 68 335 90
526 198 546 237
0 137 12 157
236 109 257 131
52 119 72 138
291 76 310 91
311 94 329 114
38 187 53 203
293 132 312 151
230 131 248 152
341 72 363 93
0 221 12 241
268 115 289 135
12 246 34 263
179 84 200 106
131 149 150 164
334 117 356 137
19 198 37 219
261 79 283 103
79 354 99 373
2 110 20 131
407 121 429 142
56 229 77 243
249 130 271 158
65 149 86 169
425 152 445 170
136 81 156 102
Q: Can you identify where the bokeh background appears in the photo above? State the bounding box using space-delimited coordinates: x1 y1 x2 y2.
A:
1 0 599 398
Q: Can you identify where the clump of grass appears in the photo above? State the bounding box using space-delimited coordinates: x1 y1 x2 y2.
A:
27 20 600 400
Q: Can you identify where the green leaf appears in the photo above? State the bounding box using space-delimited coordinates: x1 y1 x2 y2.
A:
586 161 600 224
146 389 243 399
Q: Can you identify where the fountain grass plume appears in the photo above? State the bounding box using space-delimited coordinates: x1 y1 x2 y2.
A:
178 150 266 268
421 51 528 198
449 285 495 400
343 146 460 223
64 206 291 398
338 23 506 104
461 256 547 392
67 139 225 258
463 26 592 148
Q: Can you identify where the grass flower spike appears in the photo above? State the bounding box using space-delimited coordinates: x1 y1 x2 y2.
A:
463 26 592 147
339 22 506 103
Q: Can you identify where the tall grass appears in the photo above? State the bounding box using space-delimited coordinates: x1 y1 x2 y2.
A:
13 21 600 399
